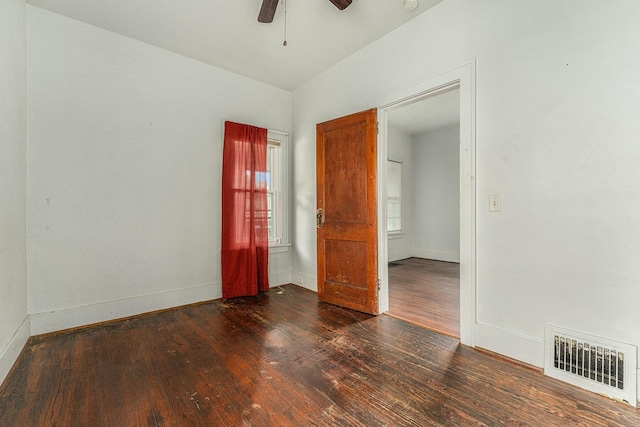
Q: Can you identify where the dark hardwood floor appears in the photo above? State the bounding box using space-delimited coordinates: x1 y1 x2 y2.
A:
1 284 639 426
387 258 460 337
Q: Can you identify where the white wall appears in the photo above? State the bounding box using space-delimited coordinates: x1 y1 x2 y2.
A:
413 125 460 262
26 6 292 334
387 127 414 262
0 0 29 385
292 0 640 382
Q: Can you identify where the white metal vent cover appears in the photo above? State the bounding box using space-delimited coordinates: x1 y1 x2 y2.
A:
545 325 637 407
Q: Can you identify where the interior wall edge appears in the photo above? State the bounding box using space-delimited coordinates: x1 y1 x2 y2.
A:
0 316 30 388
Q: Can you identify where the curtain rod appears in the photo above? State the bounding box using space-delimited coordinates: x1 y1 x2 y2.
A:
222 119 288 137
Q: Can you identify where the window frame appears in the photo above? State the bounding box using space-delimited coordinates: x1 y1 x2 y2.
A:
386 157 404 235
265 130 290 250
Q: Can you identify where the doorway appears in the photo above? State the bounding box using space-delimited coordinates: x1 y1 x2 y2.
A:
371 63 476 347
384 88 461 337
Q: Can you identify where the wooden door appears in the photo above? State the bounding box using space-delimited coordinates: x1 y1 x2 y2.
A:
316 108 378 314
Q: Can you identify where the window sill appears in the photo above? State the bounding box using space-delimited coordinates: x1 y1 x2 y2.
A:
269 242 292 254
387 232 405 240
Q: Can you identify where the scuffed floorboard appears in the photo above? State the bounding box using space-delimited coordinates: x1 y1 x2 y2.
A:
1 285 639 426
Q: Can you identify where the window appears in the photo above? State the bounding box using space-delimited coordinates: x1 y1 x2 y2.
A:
387 158 403 233
265 131 288 245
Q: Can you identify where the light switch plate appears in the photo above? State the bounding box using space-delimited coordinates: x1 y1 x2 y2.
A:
489 194 502 212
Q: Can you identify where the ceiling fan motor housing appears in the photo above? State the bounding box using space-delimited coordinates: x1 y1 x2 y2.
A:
329 0 353 10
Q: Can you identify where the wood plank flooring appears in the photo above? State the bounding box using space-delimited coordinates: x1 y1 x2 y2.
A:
2 284 639 426
387 258 460 337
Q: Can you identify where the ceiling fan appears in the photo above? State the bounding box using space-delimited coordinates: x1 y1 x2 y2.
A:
258 0 352 23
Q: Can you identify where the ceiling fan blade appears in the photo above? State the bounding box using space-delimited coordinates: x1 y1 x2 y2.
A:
329 0 352 10
258 0 279 23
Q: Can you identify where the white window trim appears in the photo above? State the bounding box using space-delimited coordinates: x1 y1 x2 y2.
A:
387 156 403 235
267 130 290 251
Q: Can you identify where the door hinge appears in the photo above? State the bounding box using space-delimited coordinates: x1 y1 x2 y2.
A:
377 277 381 292
376 121 379 134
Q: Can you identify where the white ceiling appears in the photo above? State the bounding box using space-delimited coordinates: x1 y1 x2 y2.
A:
387 88 460 136
27 0 444 91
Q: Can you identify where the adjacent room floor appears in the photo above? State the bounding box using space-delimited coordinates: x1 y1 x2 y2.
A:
387 258 460 338
1 284 638 426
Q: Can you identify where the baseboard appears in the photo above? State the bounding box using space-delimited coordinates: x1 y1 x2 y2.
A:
638 369 640 406
475 323 545 368
269 270 292 287
291 271 317 292
412 249 460 263
0 316 30 387
388 249 413 262
30 283 221 335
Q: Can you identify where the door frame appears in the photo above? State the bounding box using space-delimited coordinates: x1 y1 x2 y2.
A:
369 61 477 347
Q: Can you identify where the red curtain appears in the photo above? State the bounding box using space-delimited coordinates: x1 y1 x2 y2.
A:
221 121 270 298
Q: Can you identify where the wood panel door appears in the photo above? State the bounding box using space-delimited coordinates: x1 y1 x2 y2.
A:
316 108 378 314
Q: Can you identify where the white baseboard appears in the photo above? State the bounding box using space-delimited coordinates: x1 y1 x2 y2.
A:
269 270 292 287
28 271 298 337
388 249 413 262
638 369 640 406
475 323 545 368
0 316 30 387
30 283 221 335
291 271 317 292
412 249 460 263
